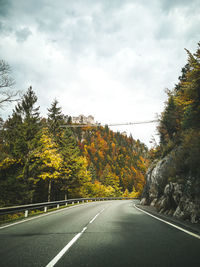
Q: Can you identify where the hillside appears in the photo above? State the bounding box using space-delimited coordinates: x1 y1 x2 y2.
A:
141 42 200 223
73 125 149 196
0 91 149 206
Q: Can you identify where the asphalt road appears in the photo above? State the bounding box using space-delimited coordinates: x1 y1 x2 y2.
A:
0 200 200 267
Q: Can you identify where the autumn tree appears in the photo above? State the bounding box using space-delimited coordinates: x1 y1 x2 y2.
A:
74 125 149 197
156 41 200 189
31 128 63 202
100 164 121 195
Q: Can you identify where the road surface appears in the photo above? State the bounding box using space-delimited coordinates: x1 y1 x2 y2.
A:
0 200 200 267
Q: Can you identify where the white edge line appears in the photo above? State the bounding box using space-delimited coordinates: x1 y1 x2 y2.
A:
134 204 200 240
45 226 87 267
0 202 95 230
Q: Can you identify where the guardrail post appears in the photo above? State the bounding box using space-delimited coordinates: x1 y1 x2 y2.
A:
24 210 28 218
0 198 136 217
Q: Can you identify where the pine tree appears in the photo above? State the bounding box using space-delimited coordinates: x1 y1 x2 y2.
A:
47 99 65 139
88 162 97 182
1 87 41 202
181 47 200 129
159 94 180 144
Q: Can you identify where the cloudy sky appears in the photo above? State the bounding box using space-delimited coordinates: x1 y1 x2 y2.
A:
0 0 200 147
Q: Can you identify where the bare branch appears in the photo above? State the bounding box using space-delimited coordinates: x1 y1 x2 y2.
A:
0 60 20 109
0 60 15 88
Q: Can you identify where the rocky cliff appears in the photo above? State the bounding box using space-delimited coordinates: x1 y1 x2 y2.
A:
140 149 200 223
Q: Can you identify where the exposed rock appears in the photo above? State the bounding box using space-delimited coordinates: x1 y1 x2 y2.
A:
173 197 200 223
172 183 183 204
173 206 185 220
140 198 148 205
140 150 200 224
150 198 157 207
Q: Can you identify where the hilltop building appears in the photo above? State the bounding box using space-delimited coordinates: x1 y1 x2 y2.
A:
72 115 95 125
121 131 127 137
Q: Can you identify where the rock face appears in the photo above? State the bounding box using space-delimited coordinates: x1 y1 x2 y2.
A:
141 151 200 223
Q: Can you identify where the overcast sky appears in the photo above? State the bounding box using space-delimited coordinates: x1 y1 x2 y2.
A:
0 0 200 147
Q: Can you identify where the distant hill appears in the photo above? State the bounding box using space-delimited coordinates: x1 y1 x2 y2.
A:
0 92 149 206
72 125 149 197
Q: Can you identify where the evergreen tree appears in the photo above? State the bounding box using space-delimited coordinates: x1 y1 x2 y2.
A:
159 94 180 144
47 99 65 139
88 162 97 182
181 47 200 129
1 87 41 203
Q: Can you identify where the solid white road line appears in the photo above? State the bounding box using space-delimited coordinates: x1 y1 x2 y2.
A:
45 209 105 267
134 204 200 240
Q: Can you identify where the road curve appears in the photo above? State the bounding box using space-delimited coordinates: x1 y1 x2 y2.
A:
0 200 200 267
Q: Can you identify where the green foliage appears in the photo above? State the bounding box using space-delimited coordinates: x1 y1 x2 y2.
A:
100 164 121 196
0 158 29 206
47 99 65 139
88 162 97 182
181 129 200 177
156 41 200 188
0 86 150 206
159 43 200 145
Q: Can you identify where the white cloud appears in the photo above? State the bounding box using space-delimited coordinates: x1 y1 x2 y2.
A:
0 0 200 147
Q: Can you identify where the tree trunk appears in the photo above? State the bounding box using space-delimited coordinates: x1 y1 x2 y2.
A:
48 179 51 202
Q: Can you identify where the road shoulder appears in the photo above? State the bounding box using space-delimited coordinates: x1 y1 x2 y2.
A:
135 204 200 236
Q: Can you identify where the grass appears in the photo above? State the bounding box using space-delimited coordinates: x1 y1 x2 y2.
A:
0 201 92 227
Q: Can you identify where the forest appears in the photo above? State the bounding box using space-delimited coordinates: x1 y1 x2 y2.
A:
0 78 149 206
150 42 200 192
2 41 199 208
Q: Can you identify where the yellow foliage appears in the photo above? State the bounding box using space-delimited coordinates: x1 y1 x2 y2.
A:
122 189 129 197
0 158 21 169
98 150 104 159
34 129 63 180
88 180 116 197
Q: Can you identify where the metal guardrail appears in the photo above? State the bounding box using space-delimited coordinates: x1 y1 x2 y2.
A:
0 197 136 217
